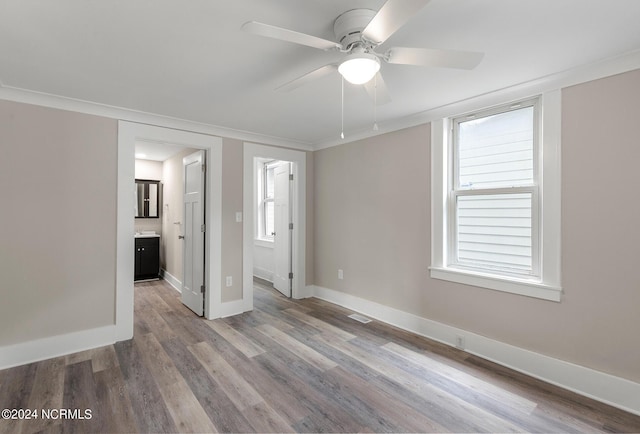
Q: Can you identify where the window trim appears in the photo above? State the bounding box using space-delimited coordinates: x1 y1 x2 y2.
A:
430 91 562 302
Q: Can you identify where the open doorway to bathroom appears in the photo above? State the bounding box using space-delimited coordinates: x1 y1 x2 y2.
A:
116 122 223 341
134 144 204 315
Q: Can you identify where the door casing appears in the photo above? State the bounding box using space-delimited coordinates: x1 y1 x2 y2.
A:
243 143 308 312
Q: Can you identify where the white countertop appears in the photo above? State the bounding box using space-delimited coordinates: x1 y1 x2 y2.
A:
135 233 160 238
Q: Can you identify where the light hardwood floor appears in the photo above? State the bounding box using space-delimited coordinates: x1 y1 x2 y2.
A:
1 278 639 433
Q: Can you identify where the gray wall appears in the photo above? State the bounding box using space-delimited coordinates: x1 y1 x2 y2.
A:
0 100 117 346
305 150 315 286
314 124 430 314
313 68 640 383
221 138 244 302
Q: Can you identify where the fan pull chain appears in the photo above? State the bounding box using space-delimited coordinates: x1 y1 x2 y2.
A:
373 74 379 131
341 76 345 139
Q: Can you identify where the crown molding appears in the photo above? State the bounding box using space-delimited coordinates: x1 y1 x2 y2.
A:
0 85 313 152
2 48 638 153
313 48 640 151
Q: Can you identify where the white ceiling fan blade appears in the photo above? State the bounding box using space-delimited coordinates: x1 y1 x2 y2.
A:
276 64 338 92
242 21 341 51
364 72 392 105
362 0 432 45
386 47 484 69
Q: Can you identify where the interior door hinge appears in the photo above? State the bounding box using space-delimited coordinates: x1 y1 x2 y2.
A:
200 284 205 294
289 223 293 230
202 164 206 172
289 174 294 181
288 272 293 279
201 224 206 232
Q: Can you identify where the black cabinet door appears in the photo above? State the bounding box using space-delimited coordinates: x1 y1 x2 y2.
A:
135 237 159 280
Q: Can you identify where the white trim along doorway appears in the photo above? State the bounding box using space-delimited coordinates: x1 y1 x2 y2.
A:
116 121 223 340
243 143 308 312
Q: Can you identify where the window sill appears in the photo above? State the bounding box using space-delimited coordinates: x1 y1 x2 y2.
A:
429 266 562 302
254 238 274 248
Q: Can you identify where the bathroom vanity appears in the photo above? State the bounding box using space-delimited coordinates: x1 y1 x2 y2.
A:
135 233 160 281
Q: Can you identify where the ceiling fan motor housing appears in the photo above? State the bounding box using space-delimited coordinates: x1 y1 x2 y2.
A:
333 9 377 50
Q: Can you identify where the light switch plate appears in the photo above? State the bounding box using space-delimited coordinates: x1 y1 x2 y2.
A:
235 212 243 223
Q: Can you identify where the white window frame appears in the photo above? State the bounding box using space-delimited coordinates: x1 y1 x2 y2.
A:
430 91 562 302
450 98 540 278
255 159 276 245
262 161 276 241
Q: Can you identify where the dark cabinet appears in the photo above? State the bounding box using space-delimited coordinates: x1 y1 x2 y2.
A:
135 237 159 281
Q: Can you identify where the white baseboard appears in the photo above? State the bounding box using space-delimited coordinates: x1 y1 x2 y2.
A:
312 285 640 416
160 269 181 293
252 267 273 283
219 299 247 318
297 284 314 299
0 325 117 370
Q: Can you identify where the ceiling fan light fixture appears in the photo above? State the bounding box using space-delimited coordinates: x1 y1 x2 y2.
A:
338 52 380 85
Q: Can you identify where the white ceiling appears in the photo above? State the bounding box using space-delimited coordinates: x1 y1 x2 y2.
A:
134 140 186 162
1 1 639 147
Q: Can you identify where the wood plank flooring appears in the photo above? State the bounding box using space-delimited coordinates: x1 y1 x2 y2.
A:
1 278 639 433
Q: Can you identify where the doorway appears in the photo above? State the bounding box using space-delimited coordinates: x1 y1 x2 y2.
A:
133 145 208 316
253 158 293 297
242 143 308 313
116 122 222 341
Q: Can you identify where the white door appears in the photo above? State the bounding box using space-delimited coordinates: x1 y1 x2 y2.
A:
182 150 205 315
273 163 292 297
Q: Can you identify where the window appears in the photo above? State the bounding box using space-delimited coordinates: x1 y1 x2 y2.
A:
431 92 562 301
258 161 277 241
453 100 538 277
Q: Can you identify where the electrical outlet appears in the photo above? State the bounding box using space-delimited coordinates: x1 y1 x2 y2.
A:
338 269 344 280
455 334 466 350
226 276 233 287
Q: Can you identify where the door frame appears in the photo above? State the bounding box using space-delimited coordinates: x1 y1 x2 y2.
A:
116 121 222 341
243 143 308 312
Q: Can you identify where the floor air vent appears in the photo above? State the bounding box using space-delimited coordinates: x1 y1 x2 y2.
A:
348 313 372 324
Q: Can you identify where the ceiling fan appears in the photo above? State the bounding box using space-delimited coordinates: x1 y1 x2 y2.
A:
242 0 484 103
